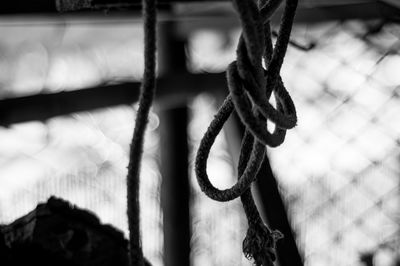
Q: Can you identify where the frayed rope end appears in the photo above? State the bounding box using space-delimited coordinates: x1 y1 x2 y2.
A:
243 223 283 266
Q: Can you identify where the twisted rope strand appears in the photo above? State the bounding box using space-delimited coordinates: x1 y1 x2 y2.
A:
238 129 283 266
126 0 156 265
262 22 274 62
260 0 283 23
265 0 298 96
233 0 264 72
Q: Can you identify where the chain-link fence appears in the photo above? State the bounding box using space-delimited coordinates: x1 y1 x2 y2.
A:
268 20 400 266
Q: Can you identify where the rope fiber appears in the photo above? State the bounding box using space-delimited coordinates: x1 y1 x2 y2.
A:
195 0 298 265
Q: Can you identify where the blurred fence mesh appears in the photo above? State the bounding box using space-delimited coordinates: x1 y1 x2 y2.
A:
268 20 400 266
0 18 399 266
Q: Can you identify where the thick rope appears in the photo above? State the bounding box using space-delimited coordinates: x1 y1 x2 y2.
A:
195 0 298 265
126 0 156 265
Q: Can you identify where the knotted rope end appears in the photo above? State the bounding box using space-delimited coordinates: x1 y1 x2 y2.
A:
243 223 283 266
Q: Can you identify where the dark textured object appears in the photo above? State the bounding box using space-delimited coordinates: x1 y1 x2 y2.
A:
0 197 148 266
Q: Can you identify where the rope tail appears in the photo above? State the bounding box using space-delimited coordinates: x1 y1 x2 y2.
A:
126 0 157 265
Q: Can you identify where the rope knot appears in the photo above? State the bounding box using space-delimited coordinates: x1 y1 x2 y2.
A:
243 223 283 266
226 0 298 148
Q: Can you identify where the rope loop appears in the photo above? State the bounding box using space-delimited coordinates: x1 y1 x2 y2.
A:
228 61 288 147
195 0 298 265
195 96 266 202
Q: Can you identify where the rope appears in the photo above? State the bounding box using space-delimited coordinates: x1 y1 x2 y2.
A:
195 0 298 265
126 0 156 264
124 0 296 264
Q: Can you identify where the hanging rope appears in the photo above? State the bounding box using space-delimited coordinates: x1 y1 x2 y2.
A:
125 0 296 264
195 0 298 265
126 0 156 264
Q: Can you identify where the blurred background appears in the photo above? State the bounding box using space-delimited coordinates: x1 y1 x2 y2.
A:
0 1 399 266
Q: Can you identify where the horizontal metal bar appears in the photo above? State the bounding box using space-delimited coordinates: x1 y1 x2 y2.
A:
0 0 220 14
0 72 226 126
292 1 400 22
0 0 398 23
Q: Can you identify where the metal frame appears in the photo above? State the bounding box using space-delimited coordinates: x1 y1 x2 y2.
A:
0 73 225 126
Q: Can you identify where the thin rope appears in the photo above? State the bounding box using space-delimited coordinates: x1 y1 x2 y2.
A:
126 0 157 264
195 0 298 265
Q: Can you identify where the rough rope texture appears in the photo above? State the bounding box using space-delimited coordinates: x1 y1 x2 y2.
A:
195 0 298 265
126 0 156 265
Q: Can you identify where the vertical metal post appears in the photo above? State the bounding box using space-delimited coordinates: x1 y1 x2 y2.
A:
159 20 191 266
255 157 304 266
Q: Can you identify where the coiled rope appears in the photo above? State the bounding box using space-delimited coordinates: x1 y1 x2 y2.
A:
195 0 298 265
126 0 156 264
